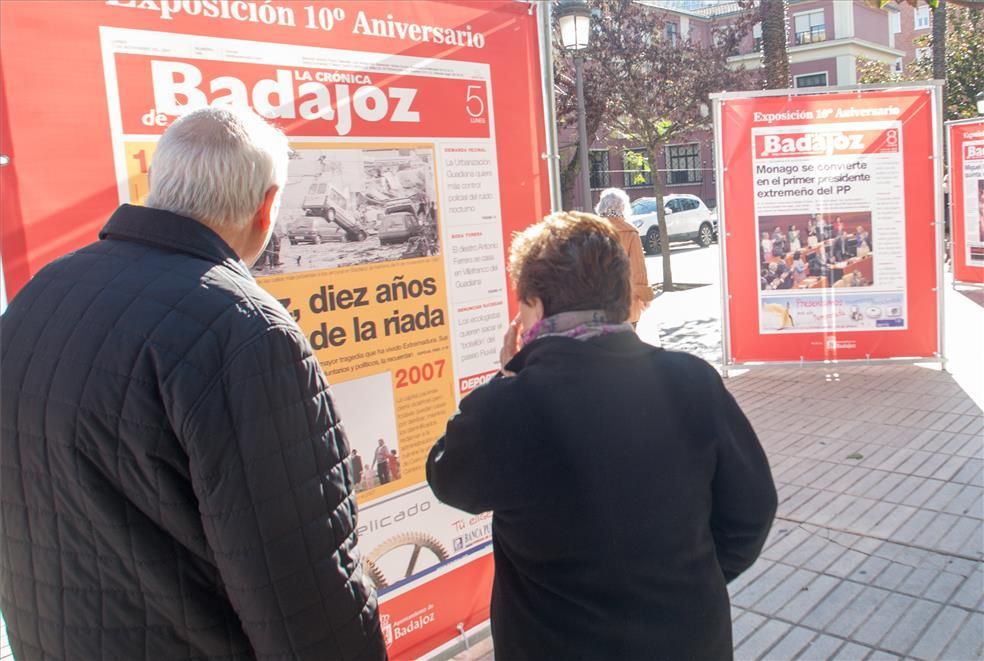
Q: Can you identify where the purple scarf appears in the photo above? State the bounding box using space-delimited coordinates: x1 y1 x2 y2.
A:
521 310 634 346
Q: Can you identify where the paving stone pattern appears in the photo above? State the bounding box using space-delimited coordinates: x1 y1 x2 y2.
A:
727 364 983 661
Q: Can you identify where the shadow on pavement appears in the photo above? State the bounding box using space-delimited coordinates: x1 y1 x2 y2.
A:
658 316 722 363
954 285 984 309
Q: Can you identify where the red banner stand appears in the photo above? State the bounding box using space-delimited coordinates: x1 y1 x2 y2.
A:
946 117 984 286
712 84 945 370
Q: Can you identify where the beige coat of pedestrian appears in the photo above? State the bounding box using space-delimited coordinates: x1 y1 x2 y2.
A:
608 214 654 324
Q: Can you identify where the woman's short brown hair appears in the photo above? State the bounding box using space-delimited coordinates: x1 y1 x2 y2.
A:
508 211 631 322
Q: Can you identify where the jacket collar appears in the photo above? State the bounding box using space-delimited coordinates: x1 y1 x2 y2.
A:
505 331 658 372
99 204 252 278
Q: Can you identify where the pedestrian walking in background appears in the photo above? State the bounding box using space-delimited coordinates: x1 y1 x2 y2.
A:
0 107 385 660
595 187 653 326
427 211 777 660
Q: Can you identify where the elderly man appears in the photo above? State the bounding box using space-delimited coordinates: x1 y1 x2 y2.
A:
0 107 385 660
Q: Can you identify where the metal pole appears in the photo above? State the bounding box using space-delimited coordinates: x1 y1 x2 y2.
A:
538 1 562 212
575 55 592 211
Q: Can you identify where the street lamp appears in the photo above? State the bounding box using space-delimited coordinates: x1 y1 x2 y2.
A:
977 91 984 116
557 0 592 210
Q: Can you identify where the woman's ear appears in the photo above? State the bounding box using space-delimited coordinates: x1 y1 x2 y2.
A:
519 297 545 330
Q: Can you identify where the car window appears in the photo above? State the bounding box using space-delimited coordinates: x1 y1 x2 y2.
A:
680 199 696 211
632 200 654 215
328 188 347 209
666 199 682 213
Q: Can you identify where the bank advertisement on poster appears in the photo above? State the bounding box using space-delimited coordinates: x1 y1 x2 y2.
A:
100 24 506 655
947 118 984 283
716 87 940 364
753 121 907 334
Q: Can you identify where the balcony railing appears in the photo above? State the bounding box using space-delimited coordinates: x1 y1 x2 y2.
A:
794 25 826 45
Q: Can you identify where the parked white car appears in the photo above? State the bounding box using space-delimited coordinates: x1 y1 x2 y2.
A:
630 194 716 255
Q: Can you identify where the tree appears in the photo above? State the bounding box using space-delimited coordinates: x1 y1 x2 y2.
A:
931 0 947 83
553 25 612 208
589 0 755 291
857 6 984 120
759 0 790 89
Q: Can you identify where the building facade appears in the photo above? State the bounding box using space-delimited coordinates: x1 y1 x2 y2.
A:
562 0 932 212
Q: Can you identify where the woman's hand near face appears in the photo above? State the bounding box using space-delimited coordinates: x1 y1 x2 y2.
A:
500 315 522 376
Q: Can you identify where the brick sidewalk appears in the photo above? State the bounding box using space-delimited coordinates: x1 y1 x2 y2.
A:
727 364 982 660
449 363 982 661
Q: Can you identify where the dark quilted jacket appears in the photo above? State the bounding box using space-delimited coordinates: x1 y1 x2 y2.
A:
0 205 386 660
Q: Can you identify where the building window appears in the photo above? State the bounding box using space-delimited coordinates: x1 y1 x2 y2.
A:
915 46 931 62
623 148 652 188
915 5 930 29
794 72 828 88
893 57 903 73
794 9 826 45
889 11 901 34
665 143 702 185
752 22 762 52
588 150 610 190
666 22 679 46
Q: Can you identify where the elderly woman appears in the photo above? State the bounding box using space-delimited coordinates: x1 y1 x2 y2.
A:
594 187 653 325
426 212 776 660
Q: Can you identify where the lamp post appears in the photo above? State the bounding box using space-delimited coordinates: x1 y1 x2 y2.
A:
557 0 592 210
977 91 984 116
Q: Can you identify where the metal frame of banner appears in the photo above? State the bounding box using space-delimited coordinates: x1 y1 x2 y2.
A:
536 0 562 212
945 115 984 289
425 620 492 661
710 81 947 377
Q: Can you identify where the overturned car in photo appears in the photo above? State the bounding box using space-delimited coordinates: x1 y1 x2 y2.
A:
379 198 422 245
293 179 368 243
379 197 438 257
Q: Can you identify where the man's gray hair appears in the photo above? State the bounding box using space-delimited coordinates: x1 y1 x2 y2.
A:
595 187 632 219
145 106 289 229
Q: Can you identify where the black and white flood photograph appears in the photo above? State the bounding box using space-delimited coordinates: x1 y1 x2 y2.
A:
251 146 440 277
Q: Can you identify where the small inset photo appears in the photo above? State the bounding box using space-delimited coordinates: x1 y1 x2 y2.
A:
252 146 440 277
758 211 873 292
330 372 401 494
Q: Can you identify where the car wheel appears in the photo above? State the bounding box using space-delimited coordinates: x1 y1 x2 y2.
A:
696 222 714 248
644 227 661 255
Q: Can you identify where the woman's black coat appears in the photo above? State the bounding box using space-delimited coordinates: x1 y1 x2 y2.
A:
428 333 777 660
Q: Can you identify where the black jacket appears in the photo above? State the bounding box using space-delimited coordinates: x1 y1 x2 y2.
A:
427 333 776 661
0 205 385 660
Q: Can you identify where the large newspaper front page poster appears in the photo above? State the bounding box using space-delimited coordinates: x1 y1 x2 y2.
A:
0 2 553 657
752 121 906 333
717 88 940 364
947 118 984 284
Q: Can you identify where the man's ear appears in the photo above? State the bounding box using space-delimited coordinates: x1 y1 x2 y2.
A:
254 185 280 233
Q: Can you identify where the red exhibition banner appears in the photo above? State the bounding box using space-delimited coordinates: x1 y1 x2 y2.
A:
714 86 942 364
946 117 984 284
0 1 553 657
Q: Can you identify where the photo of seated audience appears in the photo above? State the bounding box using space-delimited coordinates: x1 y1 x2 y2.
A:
758 212 874 291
